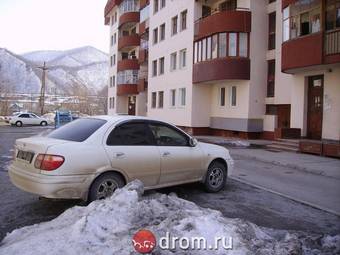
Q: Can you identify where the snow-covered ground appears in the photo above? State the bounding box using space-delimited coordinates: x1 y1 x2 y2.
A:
197 136 250 147
0 181 338 255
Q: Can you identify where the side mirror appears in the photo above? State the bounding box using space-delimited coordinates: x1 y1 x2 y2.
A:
189 137 198 147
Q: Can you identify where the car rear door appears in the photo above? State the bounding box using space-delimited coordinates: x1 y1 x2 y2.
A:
103 121 161 187
148 122 204 185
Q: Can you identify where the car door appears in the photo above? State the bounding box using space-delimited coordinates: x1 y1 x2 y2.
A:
29 114 40 125
148 122 204 185
103 121 161 187
18 114 30 125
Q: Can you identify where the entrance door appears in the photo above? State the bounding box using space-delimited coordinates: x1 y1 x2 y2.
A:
128 96 136 116
277 105 291 128
307 75 323 140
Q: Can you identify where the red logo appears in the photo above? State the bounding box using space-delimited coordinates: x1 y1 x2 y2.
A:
132 229 156 254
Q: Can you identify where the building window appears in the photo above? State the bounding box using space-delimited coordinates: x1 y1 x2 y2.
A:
230 86 237 106
206 37 212 59
218 33 227 58
179 88 186 106
212 34 218 58
282 1 321 42
198 41 202 62
170 89 176 107
170 52 177 71
151 92 157 108
111 35 114 46
160 0 166 9
269 0 276 3
159 57 165 75
239 33 248 57
179 49 186 69
220 87 225 107
172 16 178 35
119 0 139 14
158 91 164 108
115 12 118 23
114 33 117 44
267 60 275 97
153 27 158 44
160 23 166 41
110 75 116 87
220 0 237 11
117 70 138 85
154 0 159 13
326 0 340 30
140 5 150 22
180 10 187 31
109 97 115 109
202 38 207 61
268 12 276 50
152 60 157 76
228 33 237 56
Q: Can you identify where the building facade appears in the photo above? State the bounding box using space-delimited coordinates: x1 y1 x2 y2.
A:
105 0 340 142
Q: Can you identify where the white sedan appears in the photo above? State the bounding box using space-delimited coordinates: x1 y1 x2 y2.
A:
9 113 50 127
9 115 233 202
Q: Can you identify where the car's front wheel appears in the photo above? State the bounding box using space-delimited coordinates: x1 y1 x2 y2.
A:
40 121 47 126
15 121 23 127
88 172 125 202
204 161 227 192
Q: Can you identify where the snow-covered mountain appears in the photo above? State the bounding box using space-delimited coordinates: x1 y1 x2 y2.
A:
0 46 109 95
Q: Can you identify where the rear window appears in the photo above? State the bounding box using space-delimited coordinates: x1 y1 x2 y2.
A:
47 118 106 142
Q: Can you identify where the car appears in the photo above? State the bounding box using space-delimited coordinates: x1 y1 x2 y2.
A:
9 113 50 127
4 112 21 123
9 115 233 202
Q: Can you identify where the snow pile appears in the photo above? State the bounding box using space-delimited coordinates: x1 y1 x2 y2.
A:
197 136 250 147
0 181 339 255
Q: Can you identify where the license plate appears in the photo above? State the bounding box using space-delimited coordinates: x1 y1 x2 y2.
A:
17 150 35 163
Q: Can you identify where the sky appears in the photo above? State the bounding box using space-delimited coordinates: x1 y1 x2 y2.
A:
0 0 109 54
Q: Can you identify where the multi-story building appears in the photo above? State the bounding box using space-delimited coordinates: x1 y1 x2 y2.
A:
105 0 340 146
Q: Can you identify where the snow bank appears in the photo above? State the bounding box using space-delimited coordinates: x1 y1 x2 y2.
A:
0 180 339 255
197 136 250 147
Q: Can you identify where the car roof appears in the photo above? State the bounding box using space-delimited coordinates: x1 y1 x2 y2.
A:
89 115 173 125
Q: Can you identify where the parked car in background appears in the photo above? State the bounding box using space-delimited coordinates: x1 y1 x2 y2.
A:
4 112 21 123
9 115 233 202
9 113 51 127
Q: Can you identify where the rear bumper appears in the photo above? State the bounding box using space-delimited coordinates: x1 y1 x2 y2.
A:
9 164 93 200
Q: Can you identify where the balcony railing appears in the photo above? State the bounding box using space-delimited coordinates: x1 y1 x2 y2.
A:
325 28 340 55
117 70 139 85
119 0 139 15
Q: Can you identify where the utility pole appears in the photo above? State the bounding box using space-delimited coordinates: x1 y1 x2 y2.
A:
36 62 48 115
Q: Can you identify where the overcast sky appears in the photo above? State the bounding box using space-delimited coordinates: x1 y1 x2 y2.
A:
0 0 109 54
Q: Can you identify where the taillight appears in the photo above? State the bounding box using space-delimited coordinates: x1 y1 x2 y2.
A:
34 154 65 171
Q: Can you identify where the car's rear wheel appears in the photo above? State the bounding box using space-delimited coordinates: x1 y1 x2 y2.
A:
204 161 227 193
88 172 125 202
40 121 47 126
15 121 23 127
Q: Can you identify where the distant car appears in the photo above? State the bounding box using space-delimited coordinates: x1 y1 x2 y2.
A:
4 112 21 123
9 115 233 202
9 113 50 127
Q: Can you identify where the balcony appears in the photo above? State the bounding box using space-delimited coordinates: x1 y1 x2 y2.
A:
282 29 340 73
119 12 140 27
138 49 148 64
117 84 138 96
118 34 140 50
194 10 251 41
137 78 148 92
193 58 250 83
117 58 140 72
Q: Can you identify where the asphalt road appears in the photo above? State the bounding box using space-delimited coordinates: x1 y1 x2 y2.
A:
0 125 339 242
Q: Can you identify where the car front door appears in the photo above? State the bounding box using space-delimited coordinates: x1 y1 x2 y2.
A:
18 114 30 125
29 114 40 125
148 122 204 185
103 121 161 187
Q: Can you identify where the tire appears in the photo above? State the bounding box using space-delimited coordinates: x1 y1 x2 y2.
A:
15 121 23 127
88 172 125 202
203 161 227 193
40 121 47 126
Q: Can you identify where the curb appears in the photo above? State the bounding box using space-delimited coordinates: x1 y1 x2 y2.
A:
230 176 340 217
231 152 340 180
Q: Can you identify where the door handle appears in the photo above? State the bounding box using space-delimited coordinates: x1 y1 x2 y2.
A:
162 151 170 157
114 152 125 158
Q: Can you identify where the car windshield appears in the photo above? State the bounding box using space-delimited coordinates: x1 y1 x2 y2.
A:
47 118 107 142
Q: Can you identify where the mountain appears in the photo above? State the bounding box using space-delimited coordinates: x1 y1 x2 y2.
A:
0 46 109 96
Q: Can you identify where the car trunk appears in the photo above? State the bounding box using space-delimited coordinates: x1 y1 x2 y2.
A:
13 137 69 174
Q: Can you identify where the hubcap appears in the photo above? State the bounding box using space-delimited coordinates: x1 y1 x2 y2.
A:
208 168 224 188
96 179 118 200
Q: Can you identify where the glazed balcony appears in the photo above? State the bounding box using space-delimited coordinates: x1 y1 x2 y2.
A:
194 10 251 40
117 69 139 96
119 12 140 27
117 58 140 72
118 34 140 50
193 58 250 83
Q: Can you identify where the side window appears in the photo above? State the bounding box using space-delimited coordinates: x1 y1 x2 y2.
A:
106 122 154 146
30 114 38 118
149 123 188 146
19 114 29 118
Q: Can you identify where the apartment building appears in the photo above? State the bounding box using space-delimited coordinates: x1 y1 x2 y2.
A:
104 0 340 146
